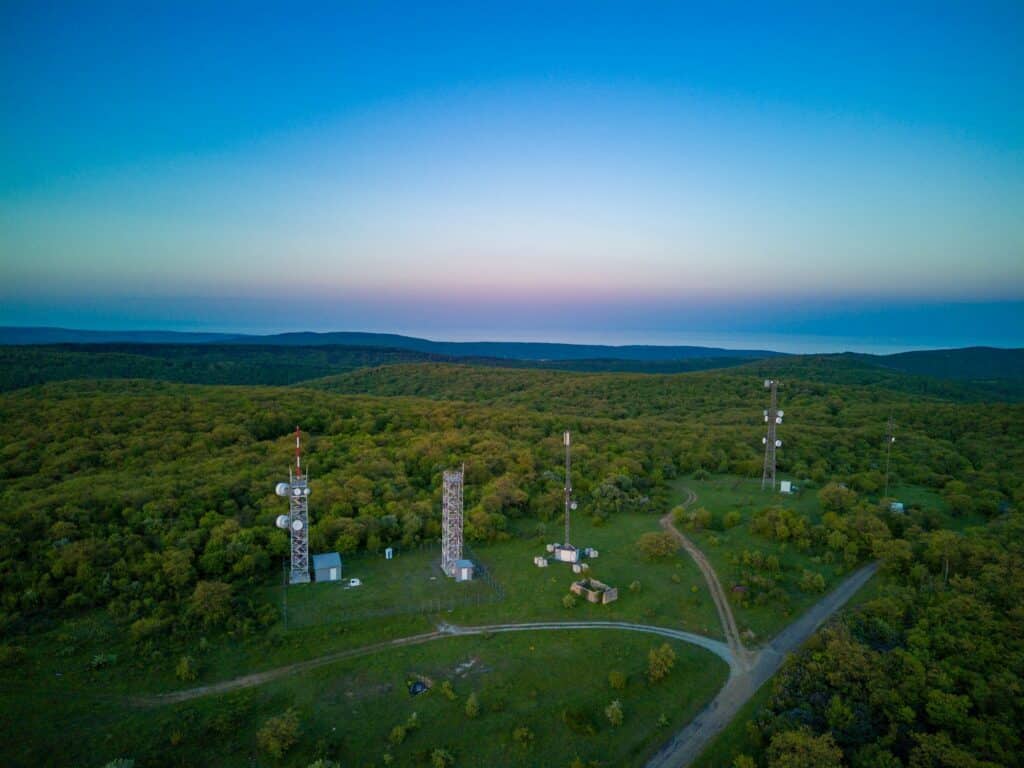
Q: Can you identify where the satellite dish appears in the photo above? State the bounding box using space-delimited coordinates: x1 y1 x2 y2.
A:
778 410 784 417
776 416 783 424
275 514 290 530
570 501 578 511
292 487 302 497
775 439 783 447
303 487 311 496
275 482 290 497
762 437 767 444
292 519 304 531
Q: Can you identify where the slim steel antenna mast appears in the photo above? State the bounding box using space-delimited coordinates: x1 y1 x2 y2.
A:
761 380 783 490
884 414 896 498
563 430 572 547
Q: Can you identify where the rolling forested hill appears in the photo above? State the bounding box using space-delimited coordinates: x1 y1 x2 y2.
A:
1 346 1022 768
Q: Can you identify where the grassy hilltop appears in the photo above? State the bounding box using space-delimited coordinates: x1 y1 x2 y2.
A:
0 349 1022 767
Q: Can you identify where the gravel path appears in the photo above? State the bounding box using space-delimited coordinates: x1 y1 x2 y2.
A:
660 487 753 669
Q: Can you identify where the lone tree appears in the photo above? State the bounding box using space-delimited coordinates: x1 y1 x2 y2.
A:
256 708 301 758
605 699 624 727
636 532 677 560
465 692 480 719
648 643 677 682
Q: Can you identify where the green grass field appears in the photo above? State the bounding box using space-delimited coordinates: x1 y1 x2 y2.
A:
5 628 728 768
667 474 971 643
271 546 497 630
669 475 847 641
454 512 722 637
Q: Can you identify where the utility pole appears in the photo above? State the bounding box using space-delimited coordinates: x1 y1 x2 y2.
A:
884 414 896 498
761 380 783 490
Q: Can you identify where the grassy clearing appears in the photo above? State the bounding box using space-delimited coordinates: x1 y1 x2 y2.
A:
669 475 848 642
4 630 728 768
258 511 721 641
457 512 722 637
271 546 497 630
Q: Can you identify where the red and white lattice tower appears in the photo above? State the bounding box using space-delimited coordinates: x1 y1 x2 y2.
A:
274 426 311 584
441 466 464 577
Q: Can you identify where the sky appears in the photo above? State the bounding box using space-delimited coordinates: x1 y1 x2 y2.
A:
1 1 1022 351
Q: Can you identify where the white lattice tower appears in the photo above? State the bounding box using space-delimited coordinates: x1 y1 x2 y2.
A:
274 426 311 584
441 467 464 577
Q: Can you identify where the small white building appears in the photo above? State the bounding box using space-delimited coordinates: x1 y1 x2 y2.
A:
890 501 905 513
553 544 580 563
312 552 342 582
780 480 792 494
454 559 475 582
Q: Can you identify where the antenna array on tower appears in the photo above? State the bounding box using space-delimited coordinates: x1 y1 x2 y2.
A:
274 426 311 584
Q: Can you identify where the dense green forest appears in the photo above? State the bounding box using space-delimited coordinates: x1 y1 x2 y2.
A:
1 351 1022 767
730 512 1024 768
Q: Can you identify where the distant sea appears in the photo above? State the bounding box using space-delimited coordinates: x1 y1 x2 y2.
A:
381 329 1021 355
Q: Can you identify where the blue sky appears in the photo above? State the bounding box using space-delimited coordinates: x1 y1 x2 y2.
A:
1 2 1022 349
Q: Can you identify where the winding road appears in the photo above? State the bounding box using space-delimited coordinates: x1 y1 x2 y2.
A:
134 486 877 768
660 487 752 669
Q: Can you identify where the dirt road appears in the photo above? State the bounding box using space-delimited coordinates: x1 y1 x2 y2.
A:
660 488 752 668
644 560 878 768
133 621 735 707
134 485 878 768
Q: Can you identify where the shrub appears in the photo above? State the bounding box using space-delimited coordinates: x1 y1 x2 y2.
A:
604 699 624 727
440 680 457 701
562 593 578 609
0 645 26 667
657 713 669 728
257 708 301 758
512 726 534 748
648 643 677 682
129 617 166 643
102 761 135 768
693 468 711 480
431 748 455 767
465 692 480 718
629 580 641 593
637 531 678 560
608 670 626 690
799 569 826 593
175 655 198 682
684 507 713 531
389 725 407 745
723 510 742 528
89 652 117 670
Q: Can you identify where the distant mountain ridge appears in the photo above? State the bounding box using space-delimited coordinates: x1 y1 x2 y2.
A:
0 327 779 360
1 328 1021 385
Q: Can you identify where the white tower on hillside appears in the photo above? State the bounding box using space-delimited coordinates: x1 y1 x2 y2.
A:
274 426 311 584
441 466 464 577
